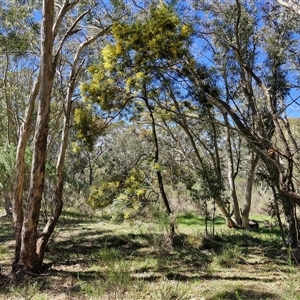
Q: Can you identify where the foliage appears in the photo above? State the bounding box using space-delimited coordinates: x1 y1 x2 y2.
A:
197 161 226 202
88 165 156 223
80 2 193 112
111 168 148 221
84 123 158 222
0 144 16 189
73 105 108 152
87 180 120 209
0 144 31 199
0 1 39 55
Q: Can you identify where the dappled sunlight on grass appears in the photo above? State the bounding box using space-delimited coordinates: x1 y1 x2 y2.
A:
0 210 299 299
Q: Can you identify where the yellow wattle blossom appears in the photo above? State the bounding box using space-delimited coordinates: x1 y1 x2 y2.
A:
181 24 192 36
135 72 144 79
101 45 116 70
126 78 133 92
136 189 145 196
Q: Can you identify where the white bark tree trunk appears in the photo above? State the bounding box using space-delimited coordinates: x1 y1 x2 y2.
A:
19 0 54 271
224 114 241 226
241 152 259 229
12 74 41 272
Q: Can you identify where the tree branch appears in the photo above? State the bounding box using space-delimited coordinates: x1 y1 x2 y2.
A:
277 0 300 15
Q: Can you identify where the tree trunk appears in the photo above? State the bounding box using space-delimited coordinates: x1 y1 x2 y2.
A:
11 2 108 271
144 97 174 238
241 152 259 229
12 73 41 272
36 58 76 260
224 122 242 226
272 188 287 247
281 193 299 247
17 0 54 272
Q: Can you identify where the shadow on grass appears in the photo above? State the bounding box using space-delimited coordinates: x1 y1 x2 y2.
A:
200 231 283 256
0 214 292 300
207 288 279 300
55 210 102 226
164 272 277 282
46 225 290 285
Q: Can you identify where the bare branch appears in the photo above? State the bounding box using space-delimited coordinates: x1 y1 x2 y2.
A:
277 0 300 15
53 0 80 39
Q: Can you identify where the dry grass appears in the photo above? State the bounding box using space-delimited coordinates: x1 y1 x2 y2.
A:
0 210 299 300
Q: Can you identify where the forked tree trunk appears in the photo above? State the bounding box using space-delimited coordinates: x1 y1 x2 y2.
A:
12 74 41 272
36 56 78 260
16 0 54 272
35 26 111 260
36 59 75 263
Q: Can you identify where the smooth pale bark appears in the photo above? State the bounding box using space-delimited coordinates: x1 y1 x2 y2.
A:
241 152 259 229
225 124 241 226
19 0 54 271
12 74 41 272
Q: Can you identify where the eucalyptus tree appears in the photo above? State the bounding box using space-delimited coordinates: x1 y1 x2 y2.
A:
189 0 300 244
150 75 233 224
11 0 118 272
188 0 261 228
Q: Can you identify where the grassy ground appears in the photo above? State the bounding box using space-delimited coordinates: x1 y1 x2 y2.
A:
0 211 300 300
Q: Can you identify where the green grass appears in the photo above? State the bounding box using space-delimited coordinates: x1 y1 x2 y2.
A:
176 213 225 226
0 210 299 299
